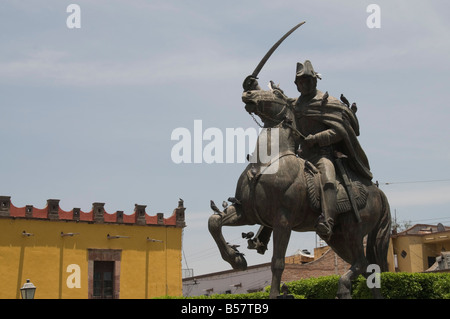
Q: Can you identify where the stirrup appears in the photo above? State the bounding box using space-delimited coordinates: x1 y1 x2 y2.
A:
316 218 334 241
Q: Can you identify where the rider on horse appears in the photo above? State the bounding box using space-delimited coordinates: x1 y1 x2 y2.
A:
212 59 389 299
244 60 373 241
293 60 373 240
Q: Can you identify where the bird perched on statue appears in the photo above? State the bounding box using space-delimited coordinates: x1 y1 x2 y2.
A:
321 91 329 106
340 94 350 107
210 200 221 214
242 232 255 239
222 201 228 209
351 102 358 113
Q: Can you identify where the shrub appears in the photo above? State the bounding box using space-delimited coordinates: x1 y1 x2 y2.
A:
269 272 450 299
203 292 271 299
156 291 305 299
353 272 450 299
265 275 340 299
200 291 305 299
373 272 422 299
430 273 450 299
351 276 372 299
290 275 339 299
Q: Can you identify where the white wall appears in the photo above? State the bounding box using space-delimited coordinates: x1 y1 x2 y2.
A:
183 264 272 296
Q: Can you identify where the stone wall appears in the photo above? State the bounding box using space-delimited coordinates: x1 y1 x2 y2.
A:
282 247 349 282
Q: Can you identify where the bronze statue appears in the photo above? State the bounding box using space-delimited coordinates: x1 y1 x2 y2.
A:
208 22 391 299
293 60 373 240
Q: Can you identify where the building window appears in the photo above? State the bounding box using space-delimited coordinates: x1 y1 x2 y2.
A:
93 261 114 299
427 256 436 268
88 249 121 299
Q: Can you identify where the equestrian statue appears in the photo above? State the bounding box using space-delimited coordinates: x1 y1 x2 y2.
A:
208 21 391 299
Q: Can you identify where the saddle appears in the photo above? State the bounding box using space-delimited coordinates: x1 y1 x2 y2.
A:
304 160 368 214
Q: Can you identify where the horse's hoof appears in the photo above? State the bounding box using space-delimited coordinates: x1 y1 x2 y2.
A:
230 253 247 271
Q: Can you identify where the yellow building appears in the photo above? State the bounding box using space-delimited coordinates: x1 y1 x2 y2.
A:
0 196 186 299
390 223 450 273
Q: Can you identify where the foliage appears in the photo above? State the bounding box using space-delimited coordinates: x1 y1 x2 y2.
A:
265 272 450 299
155 291 305 299
352 272 450 299
159 272 450 299
190 292 272 299
352 272 422 299
274 275 340 299
432 273 450 299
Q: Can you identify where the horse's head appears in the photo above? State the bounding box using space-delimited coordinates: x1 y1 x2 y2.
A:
242 82 291 126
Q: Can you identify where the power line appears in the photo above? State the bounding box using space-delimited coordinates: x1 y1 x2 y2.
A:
381 178 450 185
410 216 450 223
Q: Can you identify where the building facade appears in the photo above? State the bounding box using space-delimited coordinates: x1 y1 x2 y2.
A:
0 196 186 299
183 263 272 297
390 223 450 272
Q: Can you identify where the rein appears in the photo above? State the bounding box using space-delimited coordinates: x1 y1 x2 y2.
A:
251 102 306 141
251 103 287 129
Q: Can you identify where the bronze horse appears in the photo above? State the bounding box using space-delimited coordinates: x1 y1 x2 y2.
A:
208 84 391 299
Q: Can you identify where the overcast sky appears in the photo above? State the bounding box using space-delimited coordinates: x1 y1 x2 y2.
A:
1 1 449 276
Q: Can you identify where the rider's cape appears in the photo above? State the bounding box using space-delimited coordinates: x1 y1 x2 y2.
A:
296 90 373 181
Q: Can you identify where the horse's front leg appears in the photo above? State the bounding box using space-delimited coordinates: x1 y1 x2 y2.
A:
269 212 292 299
337 256 368 299
208 204 248 271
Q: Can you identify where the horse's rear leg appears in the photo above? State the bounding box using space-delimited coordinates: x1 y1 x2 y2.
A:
208 204 249 270
333 231 368 299
269 214 291 299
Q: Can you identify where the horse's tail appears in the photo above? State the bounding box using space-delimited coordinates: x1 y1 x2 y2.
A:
366 189 392 272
